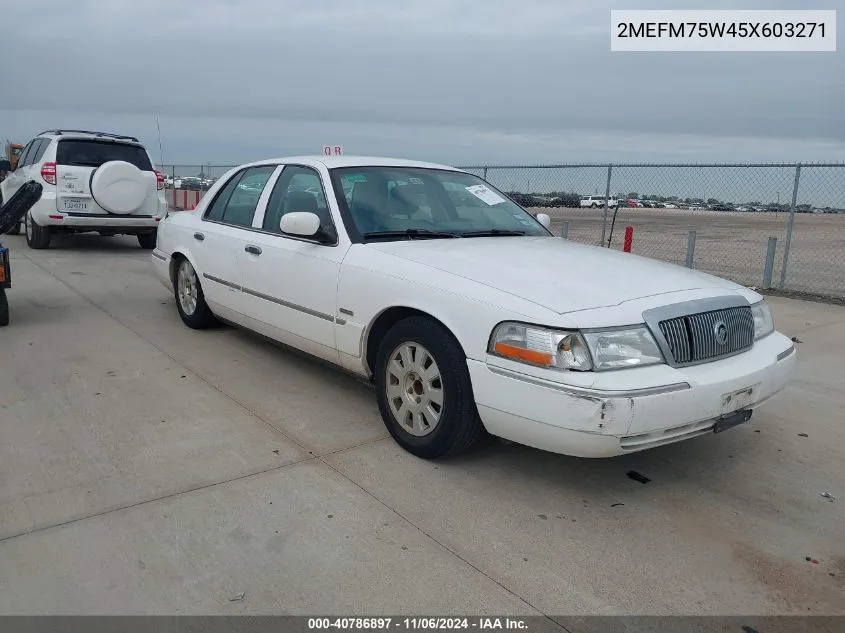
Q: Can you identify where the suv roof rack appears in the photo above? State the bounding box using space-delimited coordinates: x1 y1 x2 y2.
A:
36 130 140 143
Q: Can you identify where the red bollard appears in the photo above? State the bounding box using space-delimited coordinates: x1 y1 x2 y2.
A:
623 226 634 253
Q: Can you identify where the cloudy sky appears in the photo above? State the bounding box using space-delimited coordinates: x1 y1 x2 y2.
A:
1 0 842 166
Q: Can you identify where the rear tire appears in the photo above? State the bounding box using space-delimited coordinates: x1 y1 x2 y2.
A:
174 257 217 329
25 212 51 249
137 230 157 249
374 316 485 459
0 290 8 326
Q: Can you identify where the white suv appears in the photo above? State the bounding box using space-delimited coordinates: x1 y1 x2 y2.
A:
0 130 167 249
579 195 618 209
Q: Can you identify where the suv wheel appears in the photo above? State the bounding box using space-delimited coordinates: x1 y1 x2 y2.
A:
25 212 51 249
174 258 217 329
374 316 485 459
137 230 157 249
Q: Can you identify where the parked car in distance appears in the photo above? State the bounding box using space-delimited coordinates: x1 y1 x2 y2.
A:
0 130 167 249
580 195 617 209
151 155 796 460
505 192 536 207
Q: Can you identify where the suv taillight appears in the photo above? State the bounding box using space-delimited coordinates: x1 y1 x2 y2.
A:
155 171 166 191
41 162 57 185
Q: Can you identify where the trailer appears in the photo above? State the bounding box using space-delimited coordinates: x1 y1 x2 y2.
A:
0 180 43 325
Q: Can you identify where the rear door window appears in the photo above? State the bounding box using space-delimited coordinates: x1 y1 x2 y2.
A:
56 140 153 171
204 171 245 222
220 166 276 228
31 139 50 164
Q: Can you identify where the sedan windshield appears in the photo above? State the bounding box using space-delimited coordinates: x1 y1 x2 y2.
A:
329 166 549 240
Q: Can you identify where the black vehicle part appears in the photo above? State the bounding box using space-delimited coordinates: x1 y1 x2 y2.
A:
0 181 43 234
0 289 8 326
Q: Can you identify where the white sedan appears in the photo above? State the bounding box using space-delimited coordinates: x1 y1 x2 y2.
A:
151 156 796 459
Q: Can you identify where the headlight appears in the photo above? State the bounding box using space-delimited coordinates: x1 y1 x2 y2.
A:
488 323 593 371
751 300 774 340
488 322 665 372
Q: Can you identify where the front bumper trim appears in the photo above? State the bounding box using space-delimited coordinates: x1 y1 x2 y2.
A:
487 364 690 399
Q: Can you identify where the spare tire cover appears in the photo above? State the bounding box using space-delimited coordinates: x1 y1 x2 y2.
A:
90 161 148 214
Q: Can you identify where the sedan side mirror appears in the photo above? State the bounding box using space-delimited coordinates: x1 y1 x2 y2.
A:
280 211 321 237
536 213 551 229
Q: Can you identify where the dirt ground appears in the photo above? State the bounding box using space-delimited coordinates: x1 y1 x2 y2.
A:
531 208 845 299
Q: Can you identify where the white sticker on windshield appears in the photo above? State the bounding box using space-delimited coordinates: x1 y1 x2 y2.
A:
465 184 506 206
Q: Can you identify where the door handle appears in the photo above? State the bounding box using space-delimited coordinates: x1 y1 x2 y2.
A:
193 232 205 241
245 245 262 255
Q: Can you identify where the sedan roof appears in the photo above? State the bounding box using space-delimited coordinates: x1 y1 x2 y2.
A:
240 155 462 171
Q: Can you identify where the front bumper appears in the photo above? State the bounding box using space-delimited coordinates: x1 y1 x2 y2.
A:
468 331 796 457
151 250 172 291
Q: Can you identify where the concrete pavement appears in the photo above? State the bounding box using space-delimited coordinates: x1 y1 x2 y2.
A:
0 232 842 615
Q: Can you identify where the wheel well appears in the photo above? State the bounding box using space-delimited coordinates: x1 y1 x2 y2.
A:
364 307 459 378
169 252 186 286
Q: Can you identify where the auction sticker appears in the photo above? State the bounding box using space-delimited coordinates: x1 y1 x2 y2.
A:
465 185 505 206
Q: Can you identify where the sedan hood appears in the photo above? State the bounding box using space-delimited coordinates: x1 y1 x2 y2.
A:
367 236 742 314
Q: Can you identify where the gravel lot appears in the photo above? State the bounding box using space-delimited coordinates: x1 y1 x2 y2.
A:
0 232 843 617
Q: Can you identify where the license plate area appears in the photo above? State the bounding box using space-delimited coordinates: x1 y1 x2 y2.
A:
721 383 759 414
713 409 753 433
62 198 89 212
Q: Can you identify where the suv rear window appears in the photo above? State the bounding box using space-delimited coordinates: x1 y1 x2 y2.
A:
56 140 153 171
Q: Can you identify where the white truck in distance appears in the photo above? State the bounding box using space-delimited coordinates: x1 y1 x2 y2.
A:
580 195 617 208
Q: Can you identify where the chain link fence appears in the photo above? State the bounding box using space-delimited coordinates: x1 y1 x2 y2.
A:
159 162 845 301
463 163 845 301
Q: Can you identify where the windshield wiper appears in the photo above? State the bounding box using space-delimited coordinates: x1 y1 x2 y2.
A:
461 229 526 238
362 229 461 241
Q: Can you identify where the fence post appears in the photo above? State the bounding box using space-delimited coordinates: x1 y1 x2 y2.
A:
778 163 801 290
599 164 613 246
685 230 697 268
763 236 778 289
561 221 569 239
482 167 488 180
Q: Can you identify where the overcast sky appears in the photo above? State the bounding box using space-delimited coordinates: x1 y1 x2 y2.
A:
1 0 842 166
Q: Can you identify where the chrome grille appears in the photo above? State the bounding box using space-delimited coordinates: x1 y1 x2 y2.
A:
658 306 754 365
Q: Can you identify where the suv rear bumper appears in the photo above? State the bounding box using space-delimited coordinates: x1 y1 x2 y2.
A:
29 191 162 230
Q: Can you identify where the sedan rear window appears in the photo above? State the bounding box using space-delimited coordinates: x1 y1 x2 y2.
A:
56 140 153 171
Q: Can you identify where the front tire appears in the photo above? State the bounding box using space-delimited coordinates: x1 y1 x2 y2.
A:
375 316 485 459
25 212 51 249
174 257 217 329
137 230 157 249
